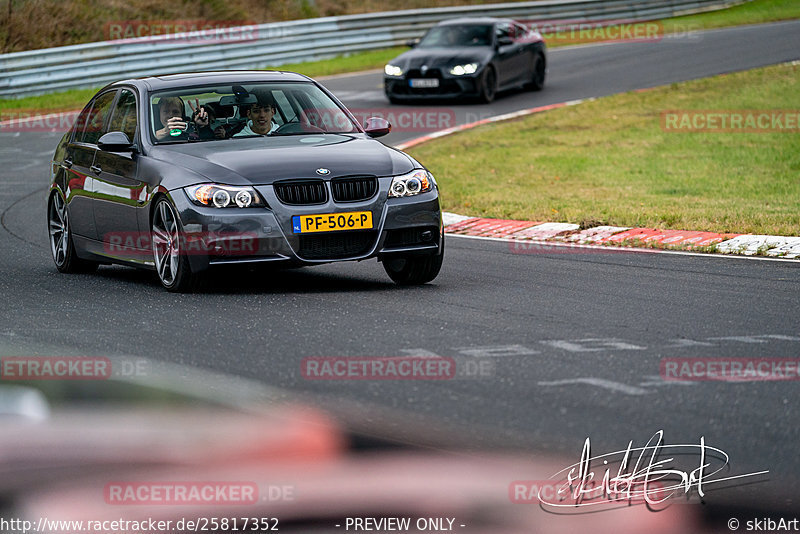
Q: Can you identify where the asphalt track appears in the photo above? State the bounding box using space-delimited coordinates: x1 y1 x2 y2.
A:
1 20 799 513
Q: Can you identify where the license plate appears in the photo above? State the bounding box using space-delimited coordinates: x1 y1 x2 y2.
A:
409 78 439 88
292 211 373 233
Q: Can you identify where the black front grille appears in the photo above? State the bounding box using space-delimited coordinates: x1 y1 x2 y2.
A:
406 68 442 78
274 180 327 205
392 69 462 95
298 231 376 260
332 176 378 203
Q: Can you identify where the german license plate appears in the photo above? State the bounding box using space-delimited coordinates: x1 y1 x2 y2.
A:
409 78 439 88
292 211 373 233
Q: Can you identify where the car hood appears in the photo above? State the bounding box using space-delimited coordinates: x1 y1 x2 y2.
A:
149 134 417 186
391 46 494 69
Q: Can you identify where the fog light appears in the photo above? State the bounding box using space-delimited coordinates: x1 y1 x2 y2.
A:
421 230 433 242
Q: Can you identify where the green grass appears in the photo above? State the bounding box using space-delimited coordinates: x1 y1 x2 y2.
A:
662 0 800 32
2 0 799 117
268 46 406 78
408 63 800 236
0 87 100 117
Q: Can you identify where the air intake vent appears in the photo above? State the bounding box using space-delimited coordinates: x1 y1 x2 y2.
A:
298 231 376 259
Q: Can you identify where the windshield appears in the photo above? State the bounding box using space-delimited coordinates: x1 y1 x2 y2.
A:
149 82 359 144
417 24 493 47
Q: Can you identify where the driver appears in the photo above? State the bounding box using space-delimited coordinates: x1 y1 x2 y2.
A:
234 89 279 137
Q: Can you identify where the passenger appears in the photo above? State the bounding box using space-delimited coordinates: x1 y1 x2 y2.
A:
154 97 214 141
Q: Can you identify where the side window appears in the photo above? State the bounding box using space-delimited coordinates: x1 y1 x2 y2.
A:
272 90 294 124
108 89 138 142
495 23 511 41
512 24 527 40
71 102 94 143
79 90 117 145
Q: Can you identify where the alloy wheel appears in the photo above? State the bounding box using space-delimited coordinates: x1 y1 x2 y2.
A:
151 200 181 287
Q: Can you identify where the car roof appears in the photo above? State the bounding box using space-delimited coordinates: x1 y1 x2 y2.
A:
106 70 314 93
436 17 512 26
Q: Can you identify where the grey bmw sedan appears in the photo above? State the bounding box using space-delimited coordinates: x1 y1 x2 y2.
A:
48 71 444 291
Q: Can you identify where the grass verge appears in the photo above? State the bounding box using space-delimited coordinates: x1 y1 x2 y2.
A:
662 0 800 32
407 63 800 236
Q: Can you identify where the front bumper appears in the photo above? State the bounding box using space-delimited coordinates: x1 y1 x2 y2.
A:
384 71 483 100
170 178 442 273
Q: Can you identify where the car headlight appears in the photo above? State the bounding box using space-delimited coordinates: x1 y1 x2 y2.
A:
184 184 265 208
449 63 478 75
384 64 404 77
388 170 435 198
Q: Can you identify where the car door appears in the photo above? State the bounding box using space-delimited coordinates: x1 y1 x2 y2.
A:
90 88 147 255
63 90 117 241
494 22 527 87
513 22 538 83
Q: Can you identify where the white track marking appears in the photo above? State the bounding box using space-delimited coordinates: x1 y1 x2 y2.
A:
538 378 651 395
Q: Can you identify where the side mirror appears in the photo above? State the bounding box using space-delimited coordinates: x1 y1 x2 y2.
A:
405 38 419 48
364 117 391 138
497 36 513 47
98 131 135 152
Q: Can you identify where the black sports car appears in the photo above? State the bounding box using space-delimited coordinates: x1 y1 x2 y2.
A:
384 17 546 103
48 71 444 291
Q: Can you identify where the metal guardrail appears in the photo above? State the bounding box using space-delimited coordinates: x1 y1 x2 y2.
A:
0 0 746 98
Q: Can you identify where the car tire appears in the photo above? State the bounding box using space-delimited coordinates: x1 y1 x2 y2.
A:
383 237 444 285
478 66 497 104
151 196 203 293
48 191 98 274
526 54 546 92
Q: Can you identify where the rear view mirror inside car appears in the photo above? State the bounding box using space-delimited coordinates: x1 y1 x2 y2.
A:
219 94 257 106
